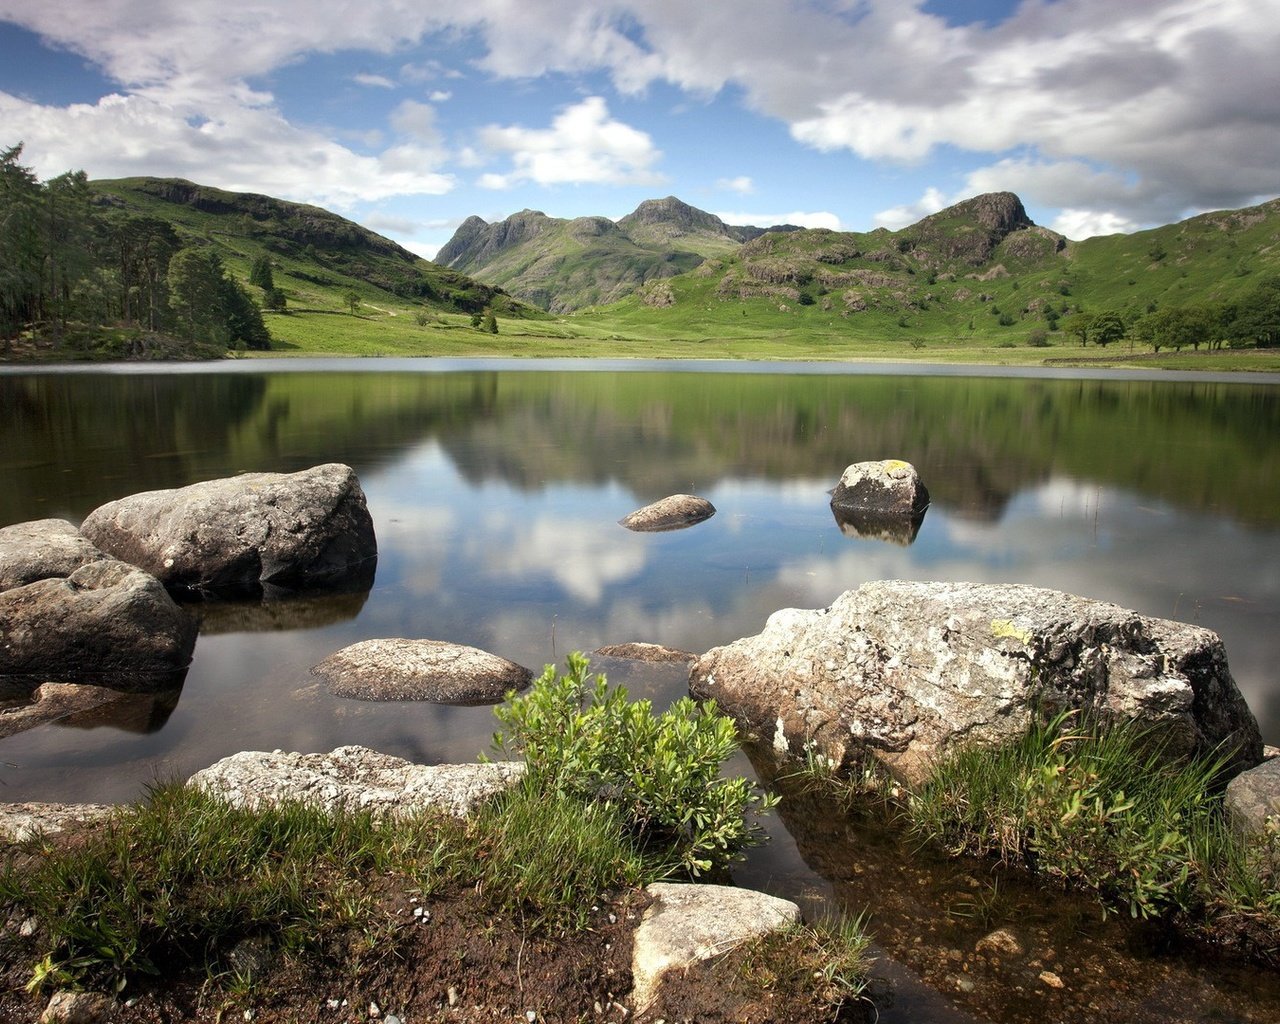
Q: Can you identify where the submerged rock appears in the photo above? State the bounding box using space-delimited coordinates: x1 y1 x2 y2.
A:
631 882 801 1012
0 560 198 679
689 580 1262 786
829 459 930 518
313 639 532 704
188 746 524 818
619 494 716 532
79 463 377 598
592 642 695 664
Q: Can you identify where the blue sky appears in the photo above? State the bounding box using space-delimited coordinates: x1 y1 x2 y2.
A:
2 0 1278 259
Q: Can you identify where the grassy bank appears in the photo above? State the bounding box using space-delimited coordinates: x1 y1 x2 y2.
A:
0 658 870 1022
797 714 1280 965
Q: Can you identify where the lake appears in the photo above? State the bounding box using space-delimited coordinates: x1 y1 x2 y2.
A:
3 358 1279 1022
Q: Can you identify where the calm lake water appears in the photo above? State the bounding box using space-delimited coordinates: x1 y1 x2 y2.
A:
3 358 1279 1022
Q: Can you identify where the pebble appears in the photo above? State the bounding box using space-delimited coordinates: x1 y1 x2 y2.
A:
385 1016 402 1024
526 1011 538 1022
369 1001 381 1018
1039 970 1065 989
327 999 341 1010
448 986 460 1007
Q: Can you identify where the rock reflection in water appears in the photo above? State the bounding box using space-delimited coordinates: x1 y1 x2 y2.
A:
745 746 1280 1024
189 587 372 635
830 505 928 546
0 675 185 740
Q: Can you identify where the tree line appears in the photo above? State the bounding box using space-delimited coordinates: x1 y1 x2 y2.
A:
1056 278 1279 352
1 144 269 350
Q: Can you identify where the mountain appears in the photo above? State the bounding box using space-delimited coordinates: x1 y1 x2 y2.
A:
437 197 796 312
90 178 527 317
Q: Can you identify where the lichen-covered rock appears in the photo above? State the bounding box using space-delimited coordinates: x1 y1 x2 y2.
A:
313 639 532 704
829 459 930 518
631 882 801 1012
0 560 198 679
79 463 377 598
0 519 107 593
690 580 1262 787
1225 758 1280 836
619 494 716 532
188 746 524 818
0 803 117 844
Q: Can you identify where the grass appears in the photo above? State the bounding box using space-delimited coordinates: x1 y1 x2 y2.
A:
901 713 1280 960
0 656 851 1006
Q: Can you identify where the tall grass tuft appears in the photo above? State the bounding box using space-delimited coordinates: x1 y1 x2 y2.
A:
906 711 1279 952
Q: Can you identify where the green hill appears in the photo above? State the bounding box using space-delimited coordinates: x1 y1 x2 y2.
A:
91 178 529 320
437 196 795 312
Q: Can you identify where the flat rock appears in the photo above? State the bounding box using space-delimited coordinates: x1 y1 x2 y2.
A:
619 494 716 532
0 560 198 679
631 882 801 1012
592 642 695 664
829 459 930 517
313 639 532 704
1225 757 1280 836
79 463 377 598
690 580 1262 787
0 802 117 844
188 746 525 818
0 519 107 593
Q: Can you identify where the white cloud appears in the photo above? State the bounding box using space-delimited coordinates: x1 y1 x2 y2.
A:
353 72 396 89
715 175 754 195
475 96 665 189
715 209 842 230
389 99 441 144
428 89 453 102
873 187 949 230
1050 208 1143 240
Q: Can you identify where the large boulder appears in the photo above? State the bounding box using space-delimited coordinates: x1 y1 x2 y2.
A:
79 463 377 598
312 639 532 704
0 519 107 592
690 580 1262 787
188 746 524 818
0 560 198 680
619 494 716 532
829 459 930 518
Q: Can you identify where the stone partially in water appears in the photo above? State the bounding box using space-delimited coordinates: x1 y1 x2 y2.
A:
79 463 377 599
593 642 695 664
1225 757 1280 837
0 519 108 593
313 639 532 704
829 459 930 518
188 746 525 819
690 580 1262 786
619 494 715 532
0 561 198 680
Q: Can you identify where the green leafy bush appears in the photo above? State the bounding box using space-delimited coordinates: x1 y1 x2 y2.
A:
491 652 776 875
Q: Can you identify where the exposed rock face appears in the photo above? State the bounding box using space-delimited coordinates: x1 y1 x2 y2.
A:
313 639 532 704
79 463 377 598
0 519 107 592
631 882 801 1012
0 802 116 844
830 459 930 519
689 581 1262 786
0 560 198 679
188 746 525 818
1225 758 1280 836
619 494 716 532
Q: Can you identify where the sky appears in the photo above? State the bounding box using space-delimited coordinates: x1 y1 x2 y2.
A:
2 0 1278 260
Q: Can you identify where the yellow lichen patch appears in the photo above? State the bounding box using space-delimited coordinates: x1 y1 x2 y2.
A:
991 619 1033 646
882 459 909 472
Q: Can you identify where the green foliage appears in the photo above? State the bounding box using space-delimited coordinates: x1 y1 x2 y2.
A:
344 289 361 316
1027 327 1050 347
1089 310 1127 347
740 915 873 1016
482 307 498 333
248 253 274 292
906 713 1279 934
491 652 777 875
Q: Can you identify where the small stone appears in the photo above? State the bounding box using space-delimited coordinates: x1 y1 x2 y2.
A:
326 999 341 1010
1039 970 1064 989
952 975 976 993
20 916 38 937
448 986 459 1006
243 1012 254 1022
414 906 425 917
976 928 1025 957
384 1016 402 1024
40 991 114 1024
526 1011 538 1022
369 1002 381 1018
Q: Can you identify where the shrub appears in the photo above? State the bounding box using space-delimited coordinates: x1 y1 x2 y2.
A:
1027 328 1049 347
491 652 776 875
